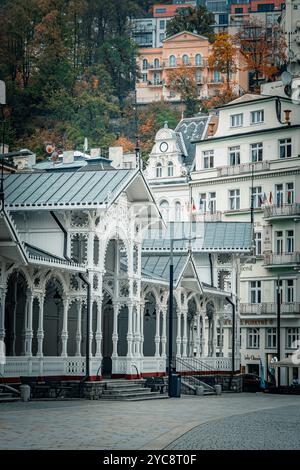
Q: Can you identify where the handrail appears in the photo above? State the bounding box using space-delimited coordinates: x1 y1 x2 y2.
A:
176 357 220 389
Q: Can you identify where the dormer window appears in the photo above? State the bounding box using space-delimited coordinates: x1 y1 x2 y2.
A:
230 113 243 128
167 161 174 177
156 162 163 177
251 110 264 124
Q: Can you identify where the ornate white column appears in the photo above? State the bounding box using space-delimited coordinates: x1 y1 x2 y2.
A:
10 282 17 356
155 305 161 357
0 287 6 347
135 303 141 357
195 313 201 358
24 290 34 357
127 302 133 357
189 318 195 357
36 294 45 357
95 297 102 358
212 316 218 357
182 308 188 358
75 299 82 356
61 296 69 357
176 308 182 358
89 298 93 357
112 302 120 358
219 316 224 357
161 306 167 358
140 301 145 357
201 314 208 357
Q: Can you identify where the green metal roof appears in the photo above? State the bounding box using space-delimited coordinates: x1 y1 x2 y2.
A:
3 169 136 209
142 222 252 252
142 254 188 284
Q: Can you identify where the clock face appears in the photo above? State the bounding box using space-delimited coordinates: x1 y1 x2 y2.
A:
159 141 169 153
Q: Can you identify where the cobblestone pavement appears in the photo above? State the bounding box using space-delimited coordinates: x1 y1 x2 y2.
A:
0 393 300 450
166 404 300 450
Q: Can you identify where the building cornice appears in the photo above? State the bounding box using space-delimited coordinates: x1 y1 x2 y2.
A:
191 125 300 144
191 167 300 187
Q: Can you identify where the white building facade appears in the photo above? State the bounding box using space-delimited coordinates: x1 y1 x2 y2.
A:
145 93 300 385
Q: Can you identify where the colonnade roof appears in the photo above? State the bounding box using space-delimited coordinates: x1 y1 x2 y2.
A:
2 169 137 209
142 222 252 253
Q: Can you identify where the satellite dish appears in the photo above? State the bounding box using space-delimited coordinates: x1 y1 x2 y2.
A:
46 144 55 154
281 71 292 85
287 62 300 76
284 84 292 97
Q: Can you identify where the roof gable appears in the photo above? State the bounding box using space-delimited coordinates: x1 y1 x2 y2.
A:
163 31 209 43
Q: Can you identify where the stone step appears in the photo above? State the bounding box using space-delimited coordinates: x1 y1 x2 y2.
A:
102 388 152 397
105 383 146 390
122 395 169 402
101 391 165 401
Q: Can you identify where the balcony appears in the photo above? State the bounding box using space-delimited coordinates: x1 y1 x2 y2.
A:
148 80 164 87
264 203 300 220
217 161 270 177
203 211 222 222
263 252 300 267
240 303 300 315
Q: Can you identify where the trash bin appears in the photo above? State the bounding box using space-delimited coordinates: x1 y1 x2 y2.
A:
170 373 181 397
20 384 31 402
215 384 222 396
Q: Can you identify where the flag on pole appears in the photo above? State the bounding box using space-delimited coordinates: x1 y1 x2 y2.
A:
269 191 273 204
287 191 292 204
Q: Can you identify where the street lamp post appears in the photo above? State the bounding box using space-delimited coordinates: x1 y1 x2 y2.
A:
277 277 281 389
168 236 197 397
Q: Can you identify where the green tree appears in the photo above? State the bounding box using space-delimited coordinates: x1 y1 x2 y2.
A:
166 6 215 42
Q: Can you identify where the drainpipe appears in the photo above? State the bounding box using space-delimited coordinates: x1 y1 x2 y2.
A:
209 253 214 287
225 296 235 390
50 211 90 381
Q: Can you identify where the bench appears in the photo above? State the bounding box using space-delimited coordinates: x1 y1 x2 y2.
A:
145 377 167 394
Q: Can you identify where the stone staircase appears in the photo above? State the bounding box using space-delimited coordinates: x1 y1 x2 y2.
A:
0 384 20 403
101 379 169 402
181 376 217 396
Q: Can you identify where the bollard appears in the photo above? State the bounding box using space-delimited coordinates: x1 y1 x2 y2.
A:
196 385 204 396
215 384 222 396
20 384 31 402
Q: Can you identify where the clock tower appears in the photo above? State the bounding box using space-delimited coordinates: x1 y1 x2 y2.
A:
145 122 188 180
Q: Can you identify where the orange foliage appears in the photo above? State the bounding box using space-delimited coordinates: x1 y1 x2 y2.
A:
208 32 237 88
113 135 135 153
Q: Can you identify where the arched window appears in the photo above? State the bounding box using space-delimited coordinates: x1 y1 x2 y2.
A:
154 58 160 68
182 54 189 65
169 55 176 67
159 200 169 212
156 163 162 177
175 201 181 221
142 58 148 70
195 70 202 83
167 161 174 177
195 54 202 66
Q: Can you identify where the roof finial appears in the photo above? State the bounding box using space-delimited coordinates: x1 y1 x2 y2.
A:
164 121 168 129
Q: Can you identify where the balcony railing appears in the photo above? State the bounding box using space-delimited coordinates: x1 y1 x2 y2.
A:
264 252 300 266
240 303 300 315
264 203 300 219
217 161 270 177
203 211 222 221
148 80 164 86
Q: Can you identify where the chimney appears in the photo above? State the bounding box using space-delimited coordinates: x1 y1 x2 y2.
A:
208 122 216 136
283 109 291 126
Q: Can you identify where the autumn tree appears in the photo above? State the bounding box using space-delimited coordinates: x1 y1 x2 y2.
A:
167 66 200 117
202 87 239 110
166 6 215 42
208 32 237 90
235 19 286 89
